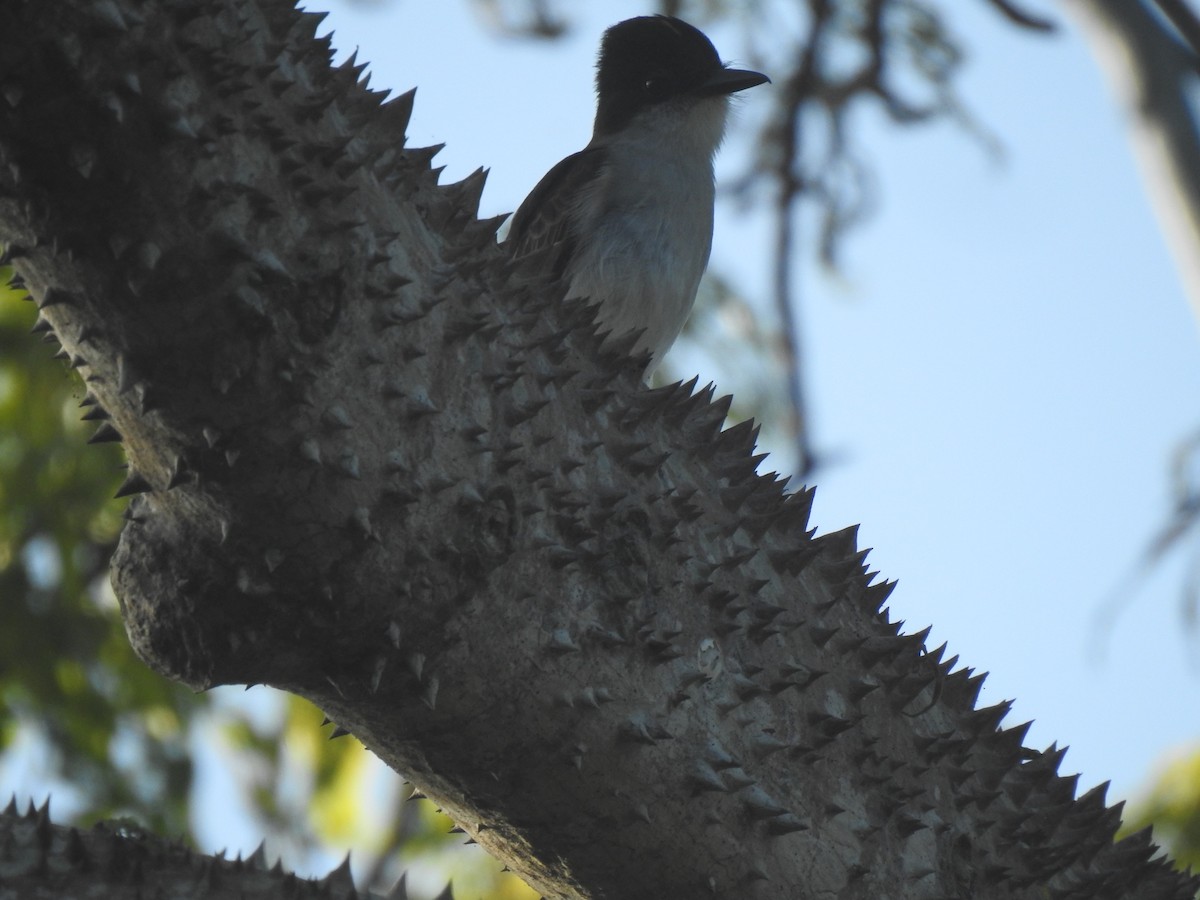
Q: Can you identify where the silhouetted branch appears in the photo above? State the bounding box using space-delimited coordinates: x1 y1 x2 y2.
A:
1151 0 1200 61
984 0 1058 32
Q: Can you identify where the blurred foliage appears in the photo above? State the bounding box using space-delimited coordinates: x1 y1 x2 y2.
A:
0 277 534 897
1122 744 1200 874
0 276 196 837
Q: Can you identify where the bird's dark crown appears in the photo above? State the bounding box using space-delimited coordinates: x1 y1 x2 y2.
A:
593 16 724 136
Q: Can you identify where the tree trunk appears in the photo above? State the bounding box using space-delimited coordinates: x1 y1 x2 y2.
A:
1061 0 1200 326
0 1 1195 897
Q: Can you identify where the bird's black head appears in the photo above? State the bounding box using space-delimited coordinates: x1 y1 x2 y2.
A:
593 16 768 136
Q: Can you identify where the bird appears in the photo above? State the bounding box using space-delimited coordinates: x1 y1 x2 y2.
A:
505 15 768 377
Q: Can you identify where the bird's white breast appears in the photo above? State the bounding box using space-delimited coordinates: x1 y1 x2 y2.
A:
566 95 729 373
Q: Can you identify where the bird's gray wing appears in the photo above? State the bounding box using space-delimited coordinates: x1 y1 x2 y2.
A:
507 146 608 282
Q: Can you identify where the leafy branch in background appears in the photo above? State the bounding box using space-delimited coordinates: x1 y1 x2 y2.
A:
1121 748 1200 873
0 273 194 836
0 264 534 894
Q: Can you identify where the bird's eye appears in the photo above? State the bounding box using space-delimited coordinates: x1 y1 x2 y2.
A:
642 75 671 99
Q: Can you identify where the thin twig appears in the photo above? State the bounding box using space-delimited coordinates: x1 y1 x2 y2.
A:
770 0 833 480
981 0 1058 32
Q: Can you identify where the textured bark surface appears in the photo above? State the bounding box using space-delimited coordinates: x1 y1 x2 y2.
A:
1063 0 1200 326
1 1 1197 898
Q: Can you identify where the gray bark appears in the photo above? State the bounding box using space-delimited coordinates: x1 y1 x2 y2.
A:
0 1 1196 897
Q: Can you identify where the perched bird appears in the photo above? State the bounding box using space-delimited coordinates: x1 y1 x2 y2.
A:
506 15 768 376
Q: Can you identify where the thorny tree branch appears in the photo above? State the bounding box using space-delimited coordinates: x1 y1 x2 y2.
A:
4 2 1198 896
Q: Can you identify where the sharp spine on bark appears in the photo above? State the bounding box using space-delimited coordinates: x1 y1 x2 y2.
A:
688 762 729 794
37 287 71 309
166 455 192 489
421 675 439 710
408 652 425 682
337 450 361 479
547 628 580 653
351 506 377 540
88 422 122 444
299 437 322 465
114 470 152 498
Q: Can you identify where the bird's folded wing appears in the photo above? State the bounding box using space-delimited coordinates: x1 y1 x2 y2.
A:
506 146 608 283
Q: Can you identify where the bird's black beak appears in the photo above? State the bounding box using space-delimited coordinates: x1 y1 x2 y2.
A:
698 66 770 96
